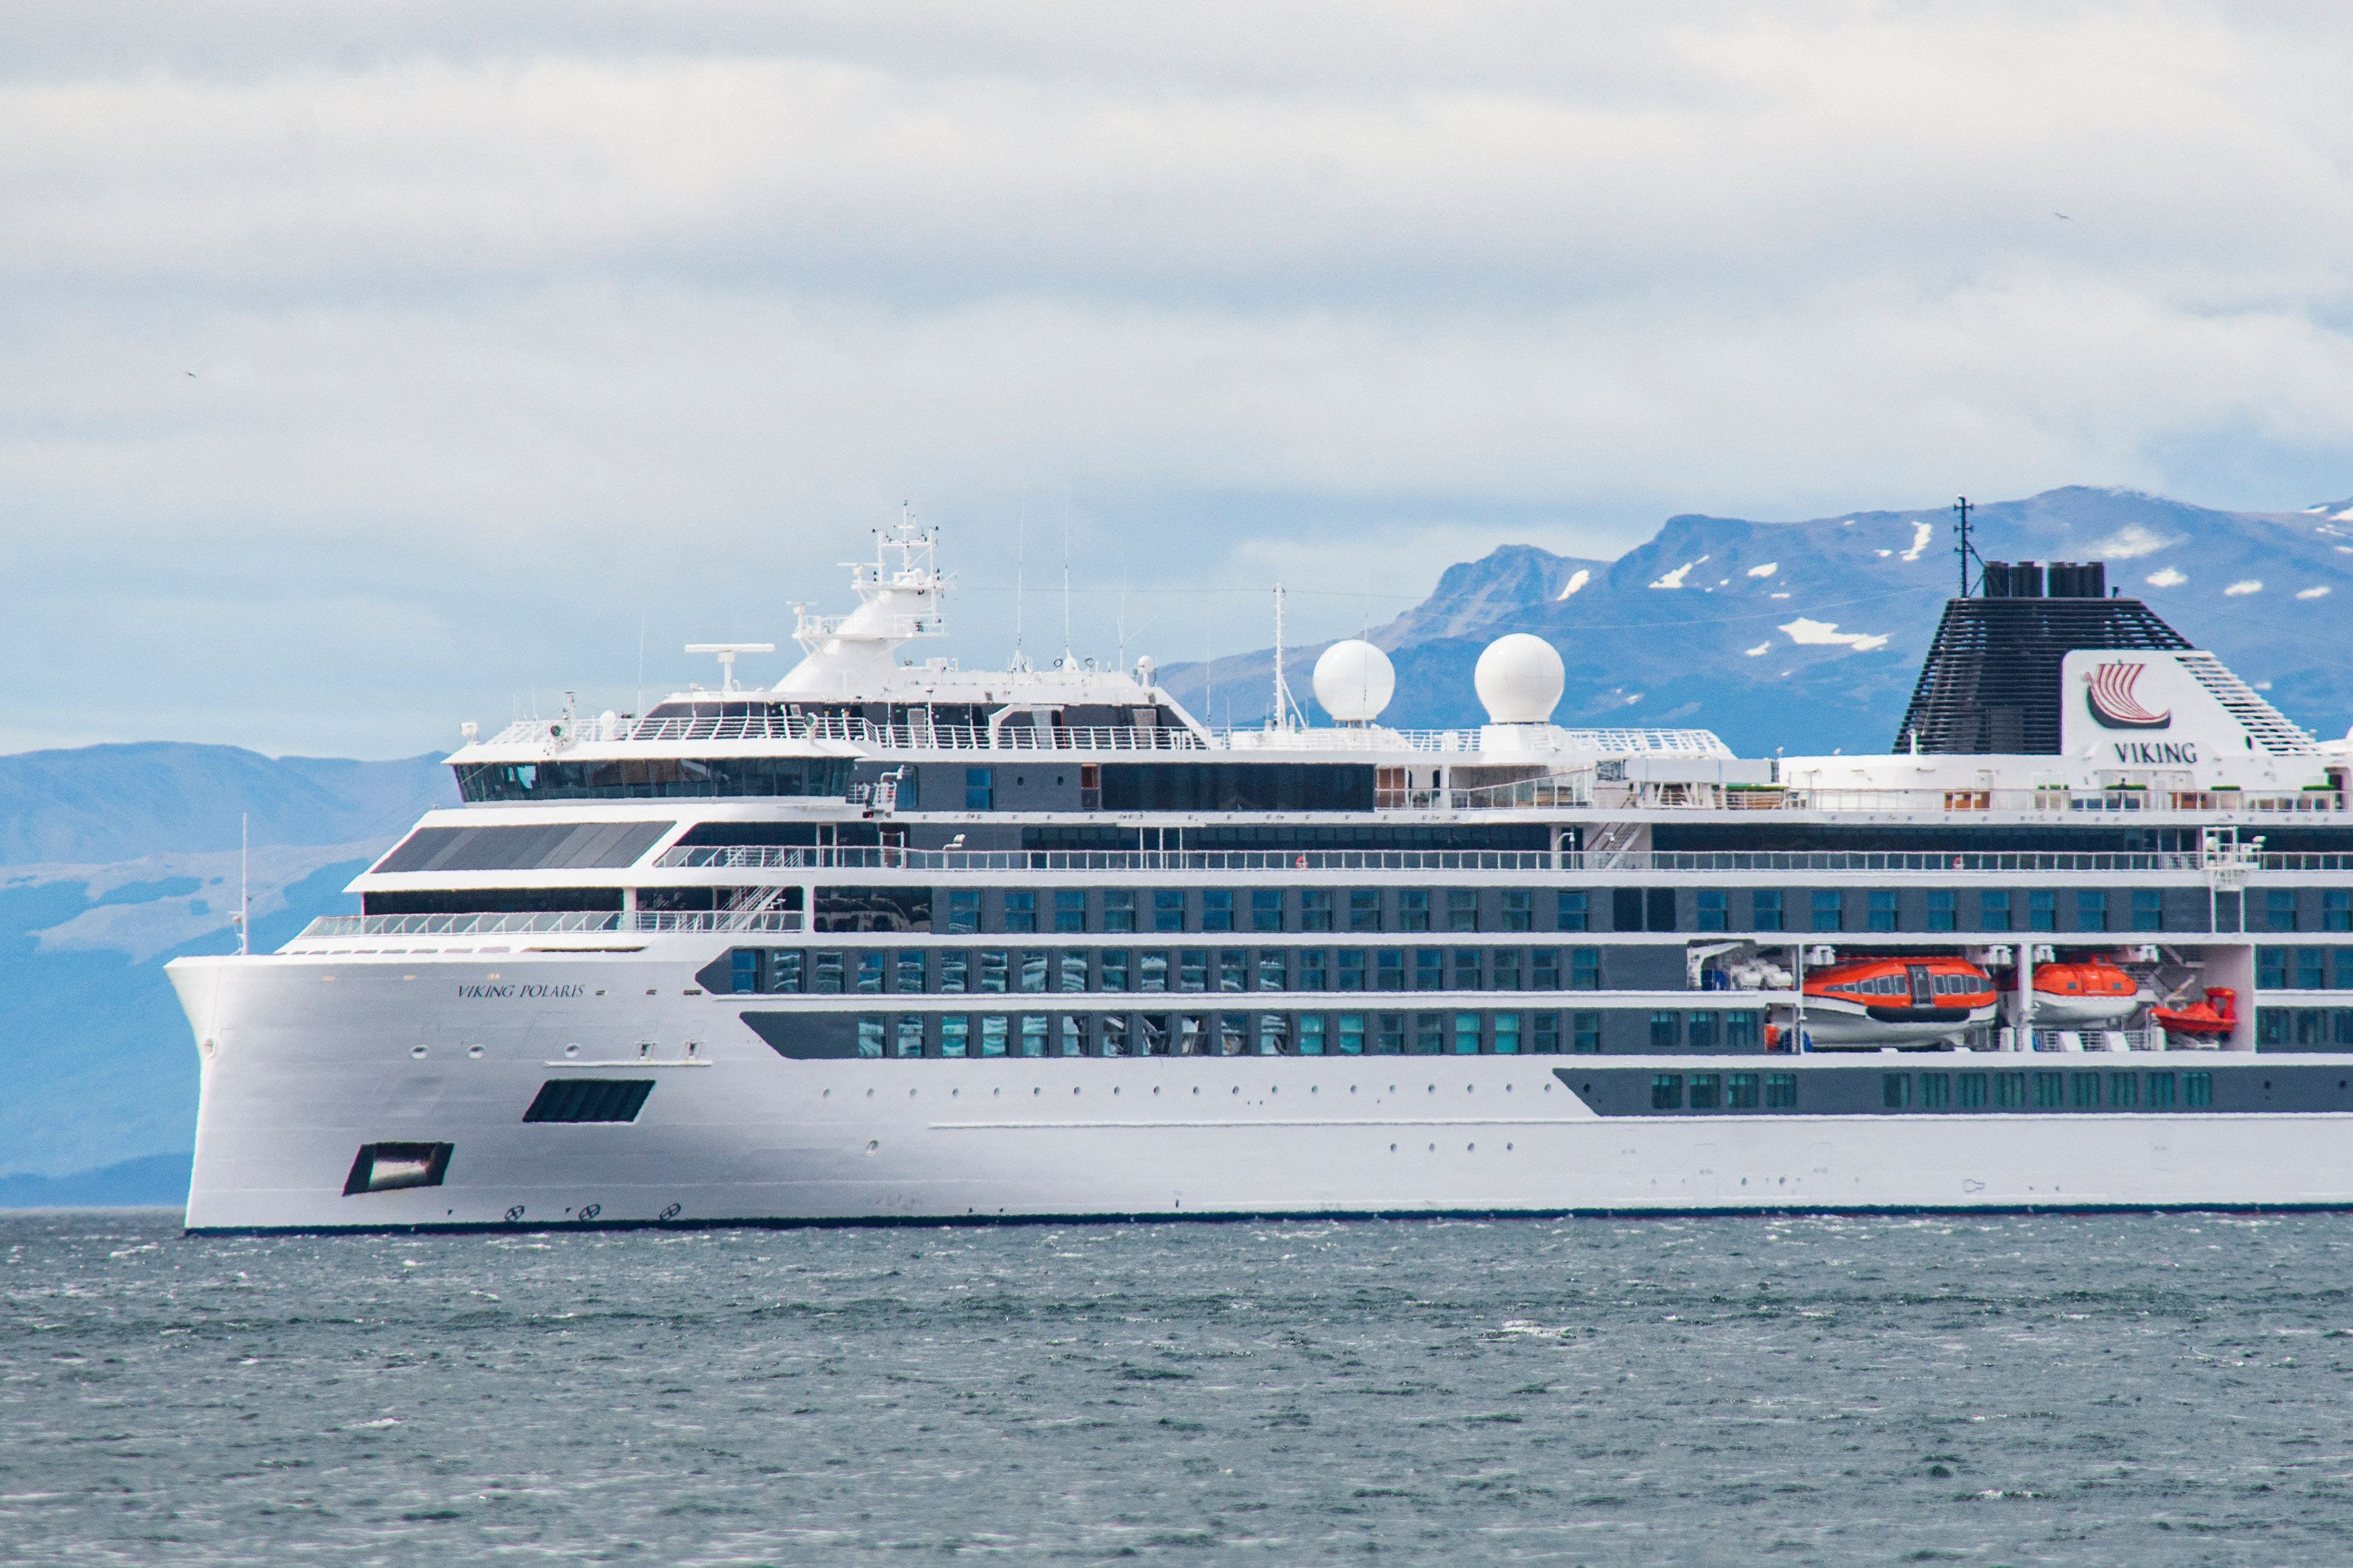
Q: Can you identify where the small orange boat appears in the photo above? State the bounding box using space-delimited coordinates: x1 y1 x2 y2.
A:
1801 956 1999 1048
2152 986 2236 1044
2029 957 2144 1029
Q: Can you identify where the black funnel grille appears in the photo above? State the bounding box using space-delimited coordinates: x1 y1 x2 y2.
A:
1893 589 2191 755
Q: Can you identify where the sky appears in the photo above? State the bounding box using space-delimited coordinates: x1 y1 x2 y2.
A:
2 1 2350 758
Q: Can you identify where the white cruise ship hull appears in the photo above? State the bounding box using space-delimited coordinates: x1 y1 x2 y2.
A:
170 948 2353 1230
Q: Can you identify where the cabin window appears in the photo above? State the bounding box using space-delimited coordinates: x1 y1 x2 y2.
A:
1926 890 1956 932
1258 1015 1289 1056
1002 891 1037 933
964 768 993 810
855 953 884 995
1202 890 1234 932
979 1016 1008 1057
937 952 968 993
2268 890 2299 932
1379 1014 1406 1054
1500 891 1532 932
1687 1011 1719 1050
1054 891 1085 933
1726 1072 1759 1109
2147 1072 2176 1108
1349 890 1382 932
947 890 980 934
1378 950 1408 992
1021 952 1047 993
1336 951 1365 991
1651 1074 1683 1109
978 951 1008 993
1573 1012 1603 1053
1337 1014 1365 1055
1058 952 1088 993
1251 889 1283 932
940 1016 969 1058
1019 1015 1048 1057
2109 1072 2137 1107
1099 1015 1128 1056
897 953 925 993
1752 890 1784 932
1258 952 1286 991
2260 948 2288 989
2033 1072 2064 1109
1917 1072 1950 1109
856 1018 885 1058
1957 1073 1988 1108
2029 891 2056 931
1414 1013 1444 1054
1218 1015 1248 1055
1995 1072 2027 1109
730 949 758 993
1298 1015 1326 1055
1059 1016 1083 1056
1868 891 1898 932
1881 1073 1909 1109
1453 1013 1482 1055
1688 1073 1721 1109
1725 1011 1760 1050
1178 951 1206 992
1533 949 1561 990
1100 951 1129 991
1451 949 1482 992
1398 890 1431 931
1811 891 1842 932
1449 890 1479 933
897 1016 925 1058
813 951 844 994
2076 891 2108 933
1298 949 1327 991
2327 891 2351 933
770 951 804 994
1301 890 1335 932
1557 891 1589 932
1491 948 1522 991
1412 949 1441 990
2132 890 2164 932
1979 890 2013 930
1218 951 1246 993
1531 1012 1558 1053
2185 1072 2212 1107
1650 1011 1681 1050
1103 889 1136 933
1696 890 1727 932
2299 949 2326 989
1570 948 1601 991
1153 890 1185 933
2072 1072 2100 1108
1764 1072 1797 1109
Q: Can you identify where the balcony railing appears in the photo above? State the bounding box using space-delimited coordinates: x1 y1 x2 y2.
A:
294 910 807 940
652 846 2232 876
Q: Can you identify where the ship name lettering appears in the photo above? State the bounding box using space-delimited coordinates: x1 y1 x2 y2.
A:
455 983 588 1000
2110 741 2196 765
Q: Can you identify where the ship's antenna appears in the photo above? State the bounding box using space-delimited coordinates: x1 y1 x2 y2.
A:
1013 514 1027 670
1271 582 1298 730
1204 619 1214 734
238 812 249 957
1952 496 1981 596
634 607 646 721
1061 517 1073 671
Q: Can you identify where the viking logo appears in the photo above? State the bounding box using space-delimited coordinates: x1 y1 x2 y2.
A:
2085 661 2171 730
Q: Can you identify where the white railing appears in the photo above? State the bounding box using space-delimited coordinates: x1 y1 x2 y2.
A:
483 716 1207 752
296 910 806 940
651 846 2224 875
1720 787 2345 816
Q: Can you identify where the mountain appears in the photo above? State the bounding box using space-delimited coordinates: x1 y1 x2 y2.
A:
1162 487 2353 755
0 746 459 1200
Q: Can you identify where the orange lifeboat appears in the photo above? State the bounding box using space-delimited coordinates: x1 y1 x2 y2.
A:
1800 956 1999 1048
2029 957 2144 1029
2152 986 2236 1044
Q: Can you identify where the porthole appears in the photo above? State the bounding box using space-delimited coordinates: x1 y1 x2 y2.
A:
410 1045 427 1058
865 1140 879 1155
564 1043 580 1058
467 1045 484 1059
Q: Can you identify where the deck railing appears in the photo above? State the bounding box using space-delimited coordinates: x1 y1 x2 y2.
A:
295 910 806 940
651 846 2236 876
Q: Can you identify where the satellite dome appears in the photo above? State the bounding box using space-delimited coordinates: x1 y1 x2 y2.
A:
1474 634 1565 724
1312 640 1395 723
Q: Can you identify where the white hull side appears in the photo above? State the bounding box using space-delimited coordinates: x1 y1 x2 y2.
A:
169 952 2353 1229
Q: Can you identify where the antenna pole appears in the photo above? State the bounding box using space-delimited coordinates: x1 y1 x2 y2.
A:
1952 496 1977 596
238 813 249 957
1013 517 1026 670
1272 582 1297 730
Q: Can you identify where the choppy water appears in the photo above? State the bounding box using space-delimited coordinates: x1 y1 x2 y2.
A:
7 1212 2353 1565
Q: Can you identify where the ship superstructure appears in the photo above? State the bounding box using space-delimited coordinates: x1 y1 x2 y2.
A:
167 528 2353 1228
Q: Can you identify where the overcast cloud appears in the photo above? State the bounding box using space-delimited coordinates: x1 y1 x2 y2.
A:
2 2 2350 755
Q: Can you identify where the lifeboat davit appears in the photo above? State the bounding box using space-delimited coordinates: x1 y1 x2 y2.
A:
2152 986 2236 1045
2029 957 2145 1029
1801 956 1999 1048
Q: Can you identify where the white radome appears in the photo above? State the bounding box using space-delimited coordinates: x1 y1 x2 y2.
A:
1473 633 1565 724
1312 639 1396 723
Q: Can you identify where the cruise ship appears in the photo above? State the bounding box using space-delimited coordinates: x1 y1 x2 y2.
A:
167 523 2353 1229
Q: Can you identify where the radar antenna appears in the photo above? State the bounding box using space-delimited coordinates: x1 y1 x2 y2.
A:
684 643 776 693
1952 495 1984 597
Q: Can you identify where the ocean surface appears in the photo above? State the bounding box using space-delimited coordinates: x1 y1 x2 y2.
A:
6 1211 2353 1565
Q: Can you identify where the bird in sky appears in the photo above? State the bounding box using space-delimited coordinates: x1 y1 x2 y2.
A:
2053 211 2071 220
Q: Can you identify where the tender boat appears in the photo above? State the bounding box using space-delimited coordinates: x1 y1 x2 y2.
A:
2029 957 2145 1029
1800 956 2000 1048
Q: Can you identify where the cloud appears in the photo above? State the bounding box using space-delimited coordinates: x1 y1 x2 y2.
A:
1744 641 1771 656
2145 566 2187 586
2298 585 2332 599
1 5 2351 751
1747 562 1778 577
1778 617 1891 652
2225 580 2264 595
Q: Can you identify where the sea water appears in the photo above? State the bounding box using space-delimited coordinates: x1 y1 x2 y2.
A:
5 1209 2353 1564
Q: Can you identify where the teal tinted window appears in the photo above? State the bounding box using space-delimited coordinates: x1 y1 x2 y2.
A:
1725 1011 1761 1050
1688 1073 1721 1109
1957 1073 1987 1108
1500 891 1532 932
1696 890 1727 932
2071 1072 2100 1108
1349 890 1381 932
1868 891 1897 932
2076 890 2107 932
964 768 993 810
1980 890 2012 930
948 890 980 934
1250 889 1283 932
1557 891 1589 931
1298 1015 1325 1056
2186 1072 2211 1107
2029 891 2056 931
1202 890 1234 932
1811 891 1842 932
1101 889 1135 933
1398 889 1430 931
1448 890 1479 933
1572 1011 1602 1053
1917 1072 1950 1108
2109 1071 2137 1107
1926 890 1956 932
1054 890 1086 933
1452 1012 1481 1055
1651 1074 1683 1109
1882 1073 1909 1109
2147 1072 2176 1108
1153 891 1185 933
2131 889 2164 932
1494 1013 1521 1055
1649 1011 1680 1050
1726 1072 1759 1109
1570 948 1601 990
1003 891 1037 933
1687 1011 1718 1050
1301 890 1334 932
979 1016 1008 1056
1019 1015 1048 1057
2033 1071 2063 1109
1995 1072 2026 1108
857 1017 884 1058
1753 890 1784 931
940 1016 969 1057
1764 1072 1797 1109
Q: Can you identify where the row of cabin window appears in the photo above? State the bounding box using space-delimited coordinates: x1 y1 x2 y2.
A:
2256 1008 2353 1048
1643 1072 1802 1109
888 885 2276 937
733 945 1613 996
2256 949 2353 990
852 1009 1608 1058
1865 1069 2212 1111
